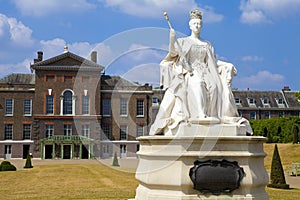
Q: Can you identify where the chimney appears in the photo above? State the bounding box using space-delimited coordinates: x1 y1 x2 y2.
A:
34 51 43 63
91 51 97 63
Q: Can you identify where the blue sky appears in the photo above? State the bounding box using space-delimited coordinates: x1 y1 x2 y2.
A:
1 0 300 91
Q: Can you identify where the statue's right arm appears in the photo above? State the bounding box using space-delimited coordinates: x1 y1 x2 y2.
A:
169 28 177 57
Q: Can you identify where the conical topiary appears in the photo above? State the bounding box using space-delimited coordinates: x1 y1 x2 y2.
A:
267 144 289 189
112 152 120 167
24 153 33 168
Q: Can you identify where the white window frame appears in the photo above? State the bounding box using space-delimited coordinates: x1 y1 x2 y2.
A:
120 98 128 116
45 124 54 138
24 99 32 116
102 99 111 116
64 124 72 136
23 124 31 140
120 125 127 140
81 124 90 138
4 124 13 140
136 99 144 117
46 95 54 115
101 124 111 140
136 125 144 137
82 95 90 115
5 99 14 116
250 111 256 120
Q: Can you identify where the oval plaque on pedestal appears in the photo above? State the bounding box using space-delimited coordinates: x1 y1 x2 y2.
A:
189 159 245 195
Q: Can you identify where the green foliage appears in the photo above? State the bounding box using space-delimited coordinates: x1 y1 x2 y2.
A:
0 161 17 172
250 117 300 143
112 152 120 167
24 153 33 168
268 144 289 189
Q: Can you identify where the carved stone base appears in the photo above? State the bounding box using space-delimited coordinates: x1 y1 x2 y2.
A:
131 127 269 200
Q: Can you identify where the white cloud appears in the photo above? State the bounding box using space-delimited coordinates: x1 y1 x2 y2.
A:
241 55 264 62
100 0 223 22
0 13 34 46
126 43 166 62
11 0 96 17
240 0 300 24
122 63 160 87
0 59 32 77
234 70 285 90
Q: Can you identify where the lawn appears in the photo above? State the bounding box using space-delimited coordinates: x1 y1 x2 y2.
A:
0 143 299 200
0 164 138 200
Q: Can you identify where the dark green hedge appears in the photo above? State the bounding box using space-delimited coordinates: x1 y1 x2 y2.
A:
0 161 17 171
250 117 300 143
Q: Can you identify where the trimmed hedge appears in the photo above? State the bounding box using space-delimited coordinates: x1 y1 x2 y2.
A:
0 161 17 171
267 144 289 189
250 117 300 143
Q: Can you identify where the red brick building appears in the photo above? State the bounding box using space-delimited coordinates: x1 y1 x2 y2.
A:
0 49 153 159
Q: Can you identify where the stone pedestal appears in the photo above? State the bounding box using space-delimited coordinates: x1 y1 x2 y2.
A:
132 125 269 200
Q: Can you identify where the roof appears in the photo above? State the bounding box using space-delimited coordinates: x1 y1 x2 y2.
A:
30 51 104 71
101 75 139 87
232 90 300 109
0 73 35 85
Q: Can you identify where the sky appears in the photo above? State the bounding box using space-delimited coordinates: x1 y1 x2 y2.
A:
1 0 300 91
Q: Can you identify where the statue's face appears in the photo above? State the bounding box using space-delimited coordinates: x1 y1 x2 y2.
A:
189 19 202 34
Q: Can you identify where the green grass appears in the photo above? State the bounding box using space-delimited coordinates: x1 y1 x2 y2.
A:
1 143 300 199
0 164 138 200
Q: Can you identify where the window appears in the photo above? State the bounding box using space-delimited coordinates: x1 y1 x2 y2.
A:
136 99 144 117
64 124 72 136
152 97 159 104
120 98 128 116
279 112 285 118
23 124 31 140
4 124 13 140
264 111 270 119
278 98 284 104
262 98 269 105
120 125 127 140
235 98 241 104
63 91 73 115
102 99 111 116
81 124 90 138
238 111 243 117
250 111 256 120
45 124 54 137
248 98 255 105
5 145 12 154
24 99 32 115
5 99 13 115
46 95 54 114
136 125 144 137
82 96 90 115
101 124 111 140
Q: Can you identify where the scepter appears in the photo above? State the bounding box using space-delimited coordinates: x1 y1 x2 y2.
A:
163 11 193 75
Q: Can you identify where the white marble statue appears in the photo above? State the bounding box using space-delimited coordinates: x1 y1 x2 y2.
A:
150 9 252 135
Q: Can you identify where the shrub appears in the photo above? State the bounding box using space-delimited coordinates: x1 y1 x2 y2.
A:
112 152 120 167
267 144 289 189
0 161 17 172
24 153 33 168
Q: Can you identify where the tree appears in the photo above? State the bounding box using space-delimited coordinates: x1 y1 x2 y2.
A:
112 152 120 167
24 153 33 168
292 125 299 144
267 144 289 189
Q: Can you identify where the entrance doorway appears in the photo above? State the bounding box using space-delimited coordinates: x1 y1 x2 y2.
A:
63 145 71 159
82 145 89 159
23 145 30 159
45 145 53 159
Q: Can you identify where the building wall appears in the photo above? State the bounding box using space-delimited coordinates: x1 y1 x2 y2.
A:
0 90 34 158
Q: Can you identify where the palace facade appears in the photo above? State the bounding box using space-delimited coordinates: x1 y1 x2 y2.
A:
0 49 152 159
